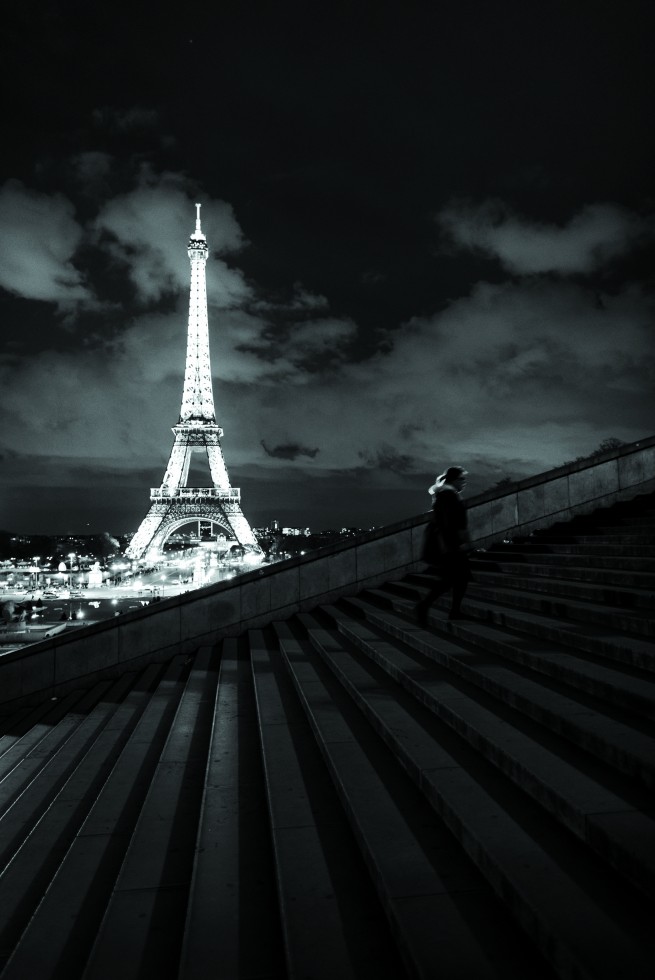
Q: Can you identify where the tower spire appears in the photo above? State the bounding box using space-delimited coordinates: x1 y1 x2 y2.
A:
193 202 204 238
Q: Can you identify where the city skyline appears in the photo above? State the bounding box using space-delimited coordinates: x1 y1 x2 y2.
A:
1 2 653 535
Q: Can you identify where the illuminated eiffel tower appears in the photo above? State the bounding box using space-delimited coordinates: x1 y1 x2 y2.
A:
126 205 261 562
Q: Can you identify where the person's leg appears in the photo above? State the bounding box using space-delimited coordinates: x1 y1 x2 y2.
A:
415 563 454 624
448 554 471 619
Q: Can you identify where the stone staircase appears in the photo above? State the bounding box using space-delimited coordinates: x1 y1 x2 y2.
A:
0 493 653 979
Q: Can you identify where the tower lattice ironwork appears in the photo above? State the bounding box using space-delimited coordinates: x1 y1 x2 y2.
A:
126 205 261 561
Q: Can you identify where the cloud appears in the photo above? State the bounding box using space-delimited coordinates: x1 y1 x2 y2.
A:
233 275 653 490
0 180 95 309
94 174 249 306
261 441 320 460
356 278 653 462
233 317 358 380
358 444 415 473
251 283 329 314
437 199 653 275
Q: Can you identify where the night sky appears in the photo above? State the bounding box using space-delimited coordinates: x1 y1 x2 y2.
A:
1 0 653 535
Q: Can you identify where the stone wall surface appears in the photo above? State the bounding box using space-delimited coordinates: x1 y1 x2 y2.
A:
1 435 653 707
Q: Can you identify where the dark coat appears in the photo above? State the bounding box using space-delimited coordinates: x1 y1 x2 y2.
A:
421 487 468 564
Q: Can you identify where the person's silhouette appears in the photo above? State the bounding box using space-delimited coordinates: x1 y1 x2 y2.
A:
416 465 472 624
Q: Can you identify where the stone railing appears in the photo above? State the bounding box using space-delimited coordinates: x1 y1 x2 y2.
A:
466 435 655 546
1 435 653 707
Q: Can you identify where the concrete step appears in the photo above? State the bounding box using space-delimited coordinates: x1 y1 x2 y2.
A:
461 580 655 639
275 620 553 979
594 524 655 535
343 594 655 793
81 649 219 980
530 529 655 543
250 627 405 980
178 639 285 980
310 607 655 897
470 568 655 612
0 687 104 791
0 656 189 980
390 577 655 676
283 611 653 980
615 514 655 525
499 541 655 557
473 557 655 590
0 667 162 971
479 550 655 573
0 697 84 755
375 584 655 722
0 679 127 868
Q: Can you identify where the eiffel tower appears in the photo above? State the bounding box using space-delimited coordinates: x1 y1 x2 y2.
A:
126 205 261 562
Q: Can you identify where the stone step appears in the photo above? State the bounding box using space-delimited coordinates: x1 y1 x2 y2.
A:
0 667 162 971
389 578 655 676
480 550 655 573
470 568 655 612
594 524 655 535
376 584 655 721
0 684 108 800
0 656 189 980
0 696 84 756
615 514 655 525
473 557 655 590
343 595 655 793
310 608 655 897
81 649 219 980
282 612 653 980
0 679 127 869
531 526 655 541
250 627 404 980
463 580 655 639
178 639 285 980
506 541 655 557
579 532 655 542
275 620 553 980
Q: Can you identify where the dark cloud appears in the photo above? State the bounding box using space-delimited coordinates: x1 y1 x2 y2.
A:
261 441 320 461
250 284 329 315
358 444 415 474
